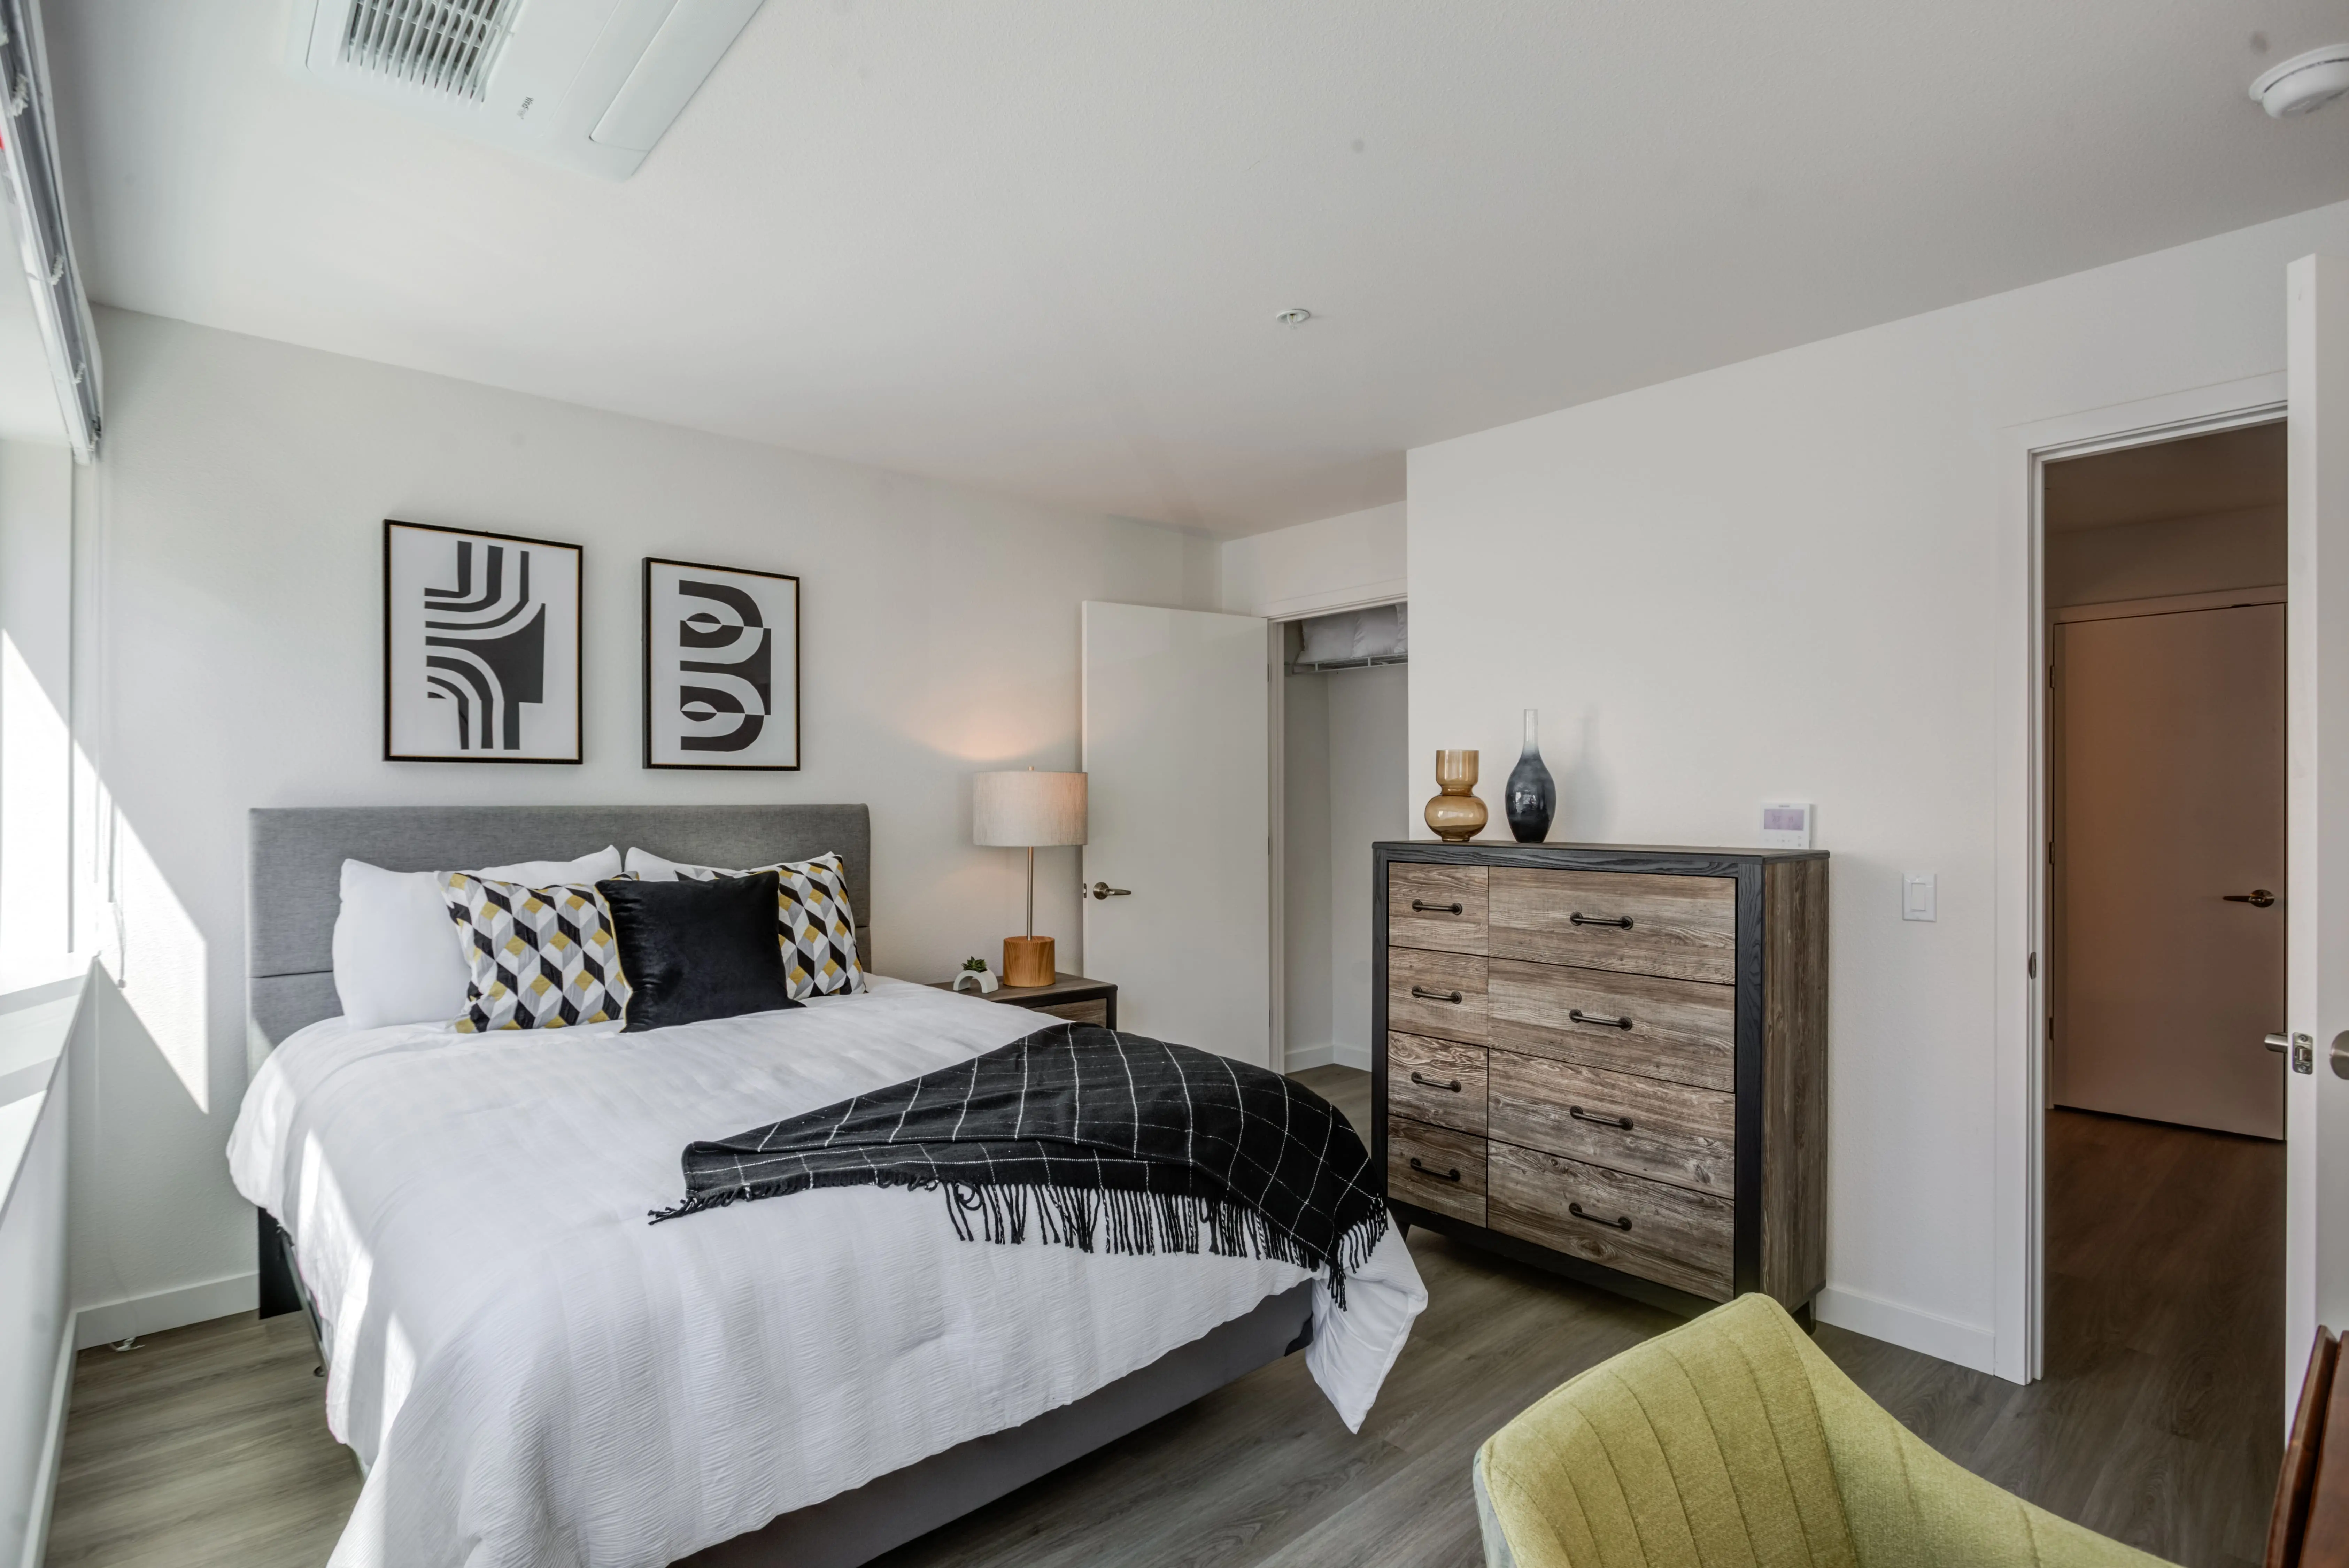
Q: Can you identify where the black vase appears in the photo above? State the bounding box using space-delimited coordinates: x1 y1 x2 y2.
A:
1505 709 1556 843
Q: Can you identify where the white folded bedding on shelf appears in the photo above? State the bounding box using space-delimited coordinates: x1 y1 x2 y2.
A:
227 976 1424 1568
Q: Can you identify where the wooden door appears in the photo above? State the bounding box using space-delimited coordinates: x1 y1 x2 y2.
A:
2054 601 2285 1138
1080 601 1270 1065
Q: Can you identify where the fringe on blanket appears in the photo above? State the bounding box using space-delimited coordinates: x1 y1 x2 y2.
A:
653 1172 1388 1310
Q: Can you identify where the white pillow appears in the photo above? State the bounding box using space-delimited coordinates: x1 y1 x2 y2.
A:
624 846 692 881
331 847 623 1029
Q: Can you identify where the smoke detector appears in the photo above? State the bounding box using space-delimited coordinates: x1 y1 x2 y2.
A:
2251 43 2349 119
289 0 766 178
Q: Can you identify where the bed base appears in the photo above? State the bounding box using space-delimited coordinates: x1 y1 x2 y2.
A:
680 1281 1315 1567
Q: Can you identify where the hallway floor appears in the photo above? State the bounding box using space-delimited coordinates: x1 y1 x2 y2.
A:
1826 1106 2285 1567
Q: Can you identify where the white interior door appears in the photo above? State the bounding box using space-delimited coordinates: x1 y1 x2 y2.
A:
2053 604 2285 1138
1081 602 1270 1065
2287 254 2349 1408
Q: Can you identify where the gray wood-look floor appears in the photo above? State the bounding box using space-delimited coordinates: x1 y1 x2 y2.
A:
41 1073 2281 1568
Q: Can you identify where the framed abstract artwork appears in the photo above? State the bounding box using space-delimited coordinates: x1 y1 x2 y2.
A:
641 557 801 770
383 519 583 763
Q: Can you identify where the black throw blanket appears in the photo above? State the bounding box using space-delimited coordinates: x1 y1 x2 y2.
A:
653 1023 1387 1306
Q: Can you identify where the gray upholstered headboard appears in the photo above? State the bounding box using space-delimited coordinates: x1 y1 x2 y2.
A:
247 804 872 1048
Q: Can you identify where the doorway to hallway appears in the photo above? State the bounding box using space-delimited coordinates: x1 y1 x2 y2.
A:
2034 421 2287 1565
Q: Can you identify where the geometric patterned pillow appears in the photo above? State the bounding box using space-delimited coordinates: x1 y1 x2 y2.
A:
677 852 865 999
437 874 632 1032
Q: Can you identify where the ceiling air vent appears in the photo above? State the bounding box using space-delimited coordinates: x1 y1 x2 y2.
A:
289 0 764 178
339 0 520 103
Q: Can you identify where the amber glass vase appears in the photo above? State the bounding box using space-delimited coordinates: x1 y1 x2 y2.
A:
1424 750 1488 842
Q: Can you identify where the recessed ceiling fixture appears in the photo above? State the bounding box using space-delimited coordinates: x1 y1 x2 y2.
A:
1275 308 1312 326
2251 43 2349 118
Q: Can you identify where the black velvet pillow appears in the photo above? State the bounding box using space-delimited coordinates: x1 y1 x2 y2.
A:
599 871 801 1033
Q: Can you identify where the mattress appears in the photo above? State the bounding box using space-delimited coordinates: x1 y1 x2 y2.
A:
226 977 1425 1568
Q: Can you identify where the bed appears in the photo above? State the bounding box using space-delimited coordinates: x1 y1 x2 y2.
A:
231 804 1424 1568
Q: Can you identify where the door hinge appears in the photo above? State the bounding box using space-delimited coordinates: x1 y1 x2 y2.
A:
2046 1015 2054 1040
2047 663 2057 689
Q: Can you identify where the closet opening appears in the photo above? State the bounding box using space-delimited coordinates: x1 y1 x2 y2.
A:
1272 603 1407 1109
2037 419 2285 1517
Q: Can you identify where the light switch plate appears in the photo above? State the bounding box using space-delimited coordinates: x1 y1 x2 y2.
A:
1902 873 1937 922
1760 802 1813 849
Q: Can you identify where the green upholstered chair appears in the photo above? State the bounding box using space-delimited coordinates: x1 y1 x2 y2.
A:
1473 1293 2171 1568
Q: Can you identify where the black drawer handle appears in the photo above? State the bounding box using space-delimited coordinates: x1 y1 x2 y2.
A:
1568 1008 1634 1032
1569 1105 1633 1131
1570 912 1635 930
1409 1071 1463 1093
1569 1201 1632 1231
1410 986 1464 1004
1411 899 1465 915
1408 1157 1462 1183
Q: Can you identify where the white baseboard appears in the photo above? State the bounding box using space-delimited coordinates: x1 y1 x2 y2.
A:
18 1324 73 1568
75 1269 257 1351
1814 1284 1997 1376
1282 1042 1372 1073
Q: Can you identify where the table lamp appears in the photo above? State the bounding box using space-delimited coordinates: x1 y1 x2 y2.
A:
973 767 1088 987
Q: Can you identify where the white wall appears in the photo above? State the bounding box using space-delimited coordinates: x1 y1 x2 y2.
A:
1220 502 1404 619
1325 664 1409 1064
56 307 1214 1334
1282 662 1407 1071
1409 196 2349 1377
1281 672 1333 1063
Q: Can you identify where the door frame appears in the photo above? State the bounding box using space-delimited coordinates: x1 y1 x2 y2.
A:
1995 372 2286 1383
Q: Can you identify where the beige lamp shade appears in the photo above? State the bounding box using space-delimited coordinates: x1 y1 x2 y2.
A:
973 770 1088 847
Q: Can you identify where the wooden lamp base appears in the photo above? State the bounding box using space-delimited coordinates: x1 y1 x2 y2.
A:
1002 936 1055 988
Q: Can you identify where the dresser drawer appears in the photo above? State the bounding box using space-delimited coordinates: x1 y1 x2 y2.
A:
1489 868 1737 985
1387 1033 1487 1135
1035 999 1109 1026
1388 863 1487 955
1387 948 1488 1044
1487 960 1736 1092
1488 1142 1733 1301
1387 1119 1487 1225
1487 1051 1734 1195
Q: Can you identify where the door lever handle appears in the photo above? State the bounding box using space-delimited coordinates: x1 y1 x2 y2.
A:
1087 882 1132 900
2225 889 2277 907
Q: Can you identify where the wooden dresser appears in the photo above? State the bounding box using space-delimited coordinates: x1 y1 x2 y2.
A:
1372 841 1828 1316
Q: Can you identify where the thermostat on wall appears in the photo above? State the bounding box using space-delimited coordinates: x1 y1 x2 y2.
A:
1760 802 1813 849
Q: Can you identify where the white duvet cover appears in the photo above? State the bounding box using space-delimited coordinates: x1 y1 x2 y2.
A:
227 978 1425 1568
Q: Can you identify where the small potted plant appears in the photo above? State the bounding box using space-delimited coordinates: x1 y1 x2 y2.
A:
951 956 999 995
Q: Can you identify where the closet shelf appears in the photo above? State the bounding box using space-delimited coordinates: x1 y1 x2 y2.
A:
1286 653 1407 674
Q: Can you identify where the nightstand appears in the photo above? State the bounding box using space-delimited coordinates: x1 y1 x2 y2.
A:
927 971 1118 1029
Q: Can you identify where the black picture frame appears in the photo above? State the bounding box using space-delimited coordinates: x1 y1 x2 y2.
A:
382 518 584 764
640 555 803 771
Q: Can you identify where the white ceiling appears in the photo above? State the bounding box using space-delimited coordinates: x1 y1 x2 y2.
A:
41 1 2349 535
2044 420 2286 533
